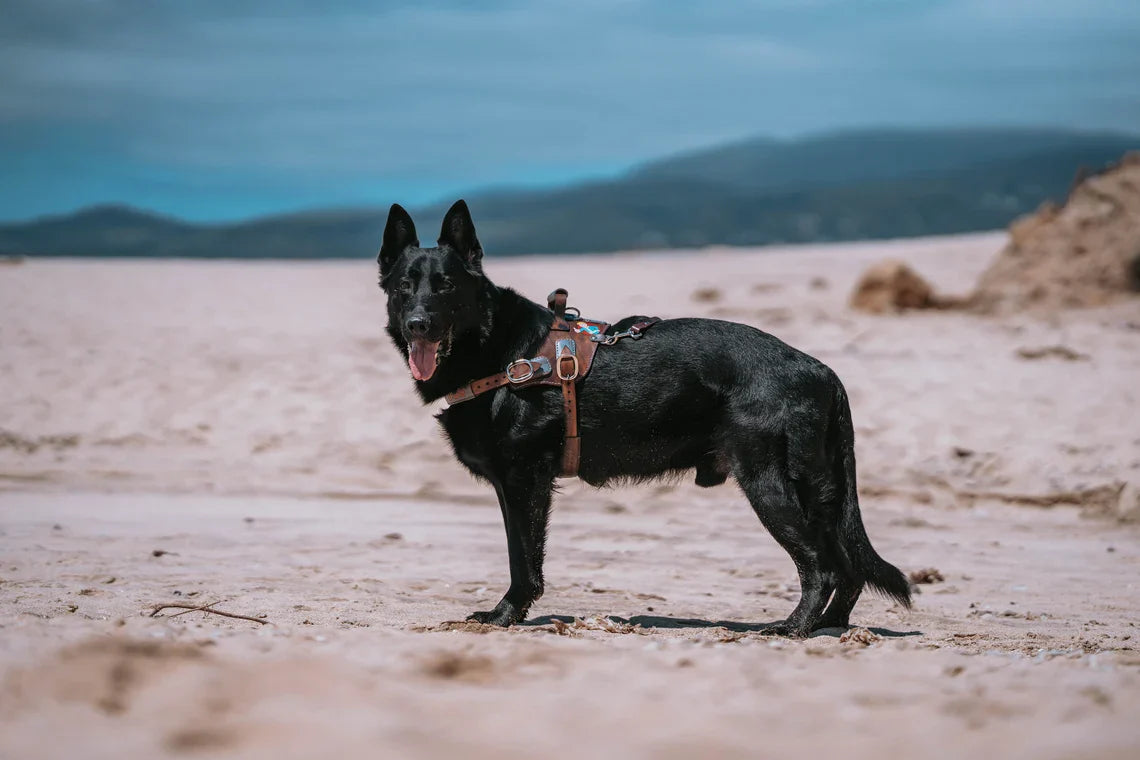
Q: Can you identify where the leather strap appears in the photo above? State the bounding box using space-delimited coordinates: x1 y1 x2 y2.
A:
444 356 552 405
555 337 580 477
548 289 568 319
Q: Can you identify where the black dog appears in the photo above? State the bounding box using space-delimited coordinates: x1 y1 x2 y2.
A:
379 200 911 636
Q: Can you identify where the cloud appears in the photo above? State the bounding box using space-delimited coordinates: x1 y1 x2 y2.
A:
1 0 1138 219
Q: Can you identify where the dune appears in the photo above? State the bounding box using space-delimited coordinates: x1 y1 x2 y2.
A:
972 153 1140 313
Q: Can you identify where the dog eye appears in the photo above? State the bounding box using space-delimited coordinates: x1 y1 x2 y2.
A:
438 279 455 293
399 280 414 295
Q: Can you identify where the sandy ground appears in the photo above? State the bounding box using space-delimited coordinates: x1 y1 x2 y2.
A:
1 233 1139 758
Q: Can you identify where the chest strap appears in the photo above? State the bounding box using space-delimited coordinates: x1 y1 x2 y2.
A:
444 288 659 478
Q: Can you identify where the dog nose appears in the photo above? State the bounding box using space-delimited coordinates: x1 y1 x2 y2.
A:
406 317 430 337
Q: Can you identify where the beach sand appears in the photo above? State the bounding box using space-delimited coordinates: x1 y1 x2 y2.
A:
2 233 1138 758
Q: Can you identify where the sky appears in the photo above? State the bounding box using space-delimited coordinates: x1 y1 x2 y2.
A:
2 0 1139 222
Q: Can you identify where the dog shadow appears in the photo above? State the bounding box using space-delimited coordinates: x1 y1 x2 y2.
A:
524 613 921 639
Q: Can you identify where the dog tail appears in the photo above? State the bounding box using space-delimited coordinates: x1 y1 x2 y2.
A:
833 383 912 608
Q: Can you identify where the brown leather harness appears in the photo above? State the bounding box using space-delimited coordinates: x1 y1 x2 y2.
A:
444 289 660 478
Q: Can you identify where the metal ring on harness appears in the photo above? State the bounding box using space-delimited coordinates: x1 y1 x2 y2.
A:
506 358 537 383
557 355 579 381
555 338 579 381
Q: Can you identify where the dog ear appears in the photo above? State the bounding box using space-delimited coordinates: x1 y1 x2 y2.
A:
438 199 483 269
378 204 418 281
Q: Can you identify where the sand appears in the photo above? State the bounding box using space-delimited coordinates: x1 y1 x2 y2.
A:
2 233 1139 758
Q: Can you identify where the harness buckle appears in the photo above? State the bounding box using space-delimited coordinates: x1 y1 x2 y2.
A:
555 338 579 381
505 356 552 384
506 359 535 383
558 355 579 381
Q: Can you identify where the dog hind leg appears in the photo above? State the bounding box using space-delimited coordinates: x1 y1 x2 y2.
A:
737 459 835 637
814 569 864 630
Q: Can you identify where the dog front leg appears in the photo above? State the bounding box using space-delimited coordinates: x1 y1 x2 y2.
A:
467 470 553 627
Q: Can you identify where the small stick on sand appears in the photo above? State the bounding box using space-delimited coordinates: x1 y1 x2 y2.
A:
150 602 271 625
166 600 221 619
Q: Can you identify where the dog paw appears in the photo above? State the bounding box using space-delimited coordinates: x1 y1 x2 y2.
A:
465 603 525 627
466 610 506 625
761 620 811 639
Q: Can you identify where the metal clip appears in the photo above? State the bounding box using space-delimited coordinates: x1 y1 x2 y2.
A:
590 326 645 345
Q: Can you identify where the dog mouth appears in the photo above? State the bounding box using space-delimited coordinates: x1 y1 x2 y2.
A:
407 338 442 381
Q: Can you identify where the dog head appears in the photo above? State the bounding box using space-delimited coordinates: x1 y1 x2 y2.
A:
378 199 490 382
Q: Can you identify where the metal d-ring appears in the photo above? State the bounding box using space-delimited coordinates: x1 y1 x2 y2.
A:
505 358 535 383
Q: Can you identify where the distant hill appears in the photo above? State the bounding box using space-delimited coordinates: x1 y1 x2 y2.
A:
2 128 1137 258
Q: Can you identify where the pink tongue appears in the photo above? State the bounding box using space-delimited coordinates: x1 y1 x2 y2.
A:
408 340 440 381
